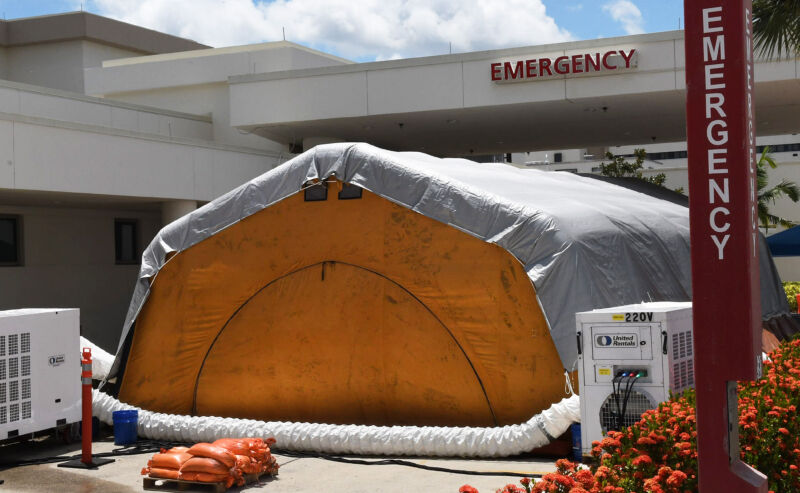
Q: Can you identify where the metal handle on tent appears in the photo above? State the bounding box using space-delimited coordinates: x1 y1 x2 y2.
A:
661 331 668 355
576 331 582 355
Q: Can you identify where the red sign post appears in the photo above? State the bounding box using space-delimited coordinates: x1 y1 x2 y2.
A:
684 1 767 490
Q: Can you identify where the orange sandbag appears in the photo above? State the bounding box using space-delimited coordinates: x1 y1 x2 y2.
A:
161 446 190 454
180 472 235 488
235 454 262 474
266 456 280 475
148 467 181 480
148 452 192 470
187 443 236 468
213 438 252 456
180 457 231 475
213 438 271 457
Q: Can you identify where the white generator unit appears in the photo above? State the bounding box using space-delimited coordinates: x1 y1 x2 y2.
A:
576 302 693 456
0 309 81 440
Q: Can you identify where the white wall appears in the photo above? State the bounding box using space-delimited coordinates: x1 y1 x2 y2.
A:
106 83 285 152
0 47 7 80
0 80 213 141
6 40 87 93
0 116 280 202
0 204 161 352
81 40 143 72
774 258 800 283
3 40 143 94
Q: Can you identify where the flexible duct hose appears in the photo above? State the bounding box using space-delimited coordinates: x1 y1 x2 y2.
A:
92 390 579 458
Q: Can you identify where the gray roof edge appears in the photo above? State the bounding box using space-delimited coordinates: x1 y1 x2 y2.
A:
0 12 210 54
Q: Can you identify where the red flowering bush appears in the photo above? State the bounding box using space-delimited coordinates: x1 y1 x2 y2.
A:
458 338 800 493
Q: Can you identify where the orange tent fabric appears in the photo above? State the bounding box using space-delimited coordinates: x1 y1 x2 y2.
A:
119 184 565 426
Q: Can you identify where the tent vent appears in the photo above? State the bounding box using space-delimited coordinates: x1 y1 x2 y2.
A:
338 183 362 200
304 182 328 202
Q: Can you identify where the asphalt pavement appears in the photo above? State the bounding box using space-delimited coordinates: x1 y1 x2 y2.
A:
0 432 558 492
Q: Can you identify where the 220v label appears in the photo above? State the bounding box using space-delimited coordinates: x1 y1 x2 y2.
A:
612 312 654 322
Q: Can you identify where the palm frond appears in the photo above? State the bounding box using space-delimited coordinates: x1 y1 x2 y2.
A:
753 0 800 59
759 145 777 169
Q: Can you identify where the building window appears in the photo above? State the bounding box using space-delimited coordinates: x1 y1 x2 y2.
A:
0 215 22 266
115 219 138 265
554 152 563 163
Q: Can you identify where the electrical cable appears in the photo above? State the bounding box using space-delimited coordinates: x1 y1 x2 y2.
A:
1 439 549 479
276 450 546 478
619 374 641 428
611 372 624 430
619 373 634 427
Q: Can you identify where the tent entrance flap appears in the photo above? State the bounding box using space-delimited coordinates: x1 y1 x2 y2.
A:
193 261 497 426
118 186 565 426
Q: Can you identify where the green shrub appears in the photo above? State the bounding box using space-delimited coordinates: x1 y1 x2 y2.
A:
785 281 800 312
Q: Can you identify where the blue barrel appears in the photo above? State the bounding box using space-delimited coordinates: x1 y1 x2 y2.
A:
112 410 138 445
570 423 582 462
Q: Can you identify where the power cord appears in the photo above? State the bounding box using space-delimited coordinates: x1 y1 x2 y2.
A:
2 439 549 479
619 373 642 428
276 450 546 478
611 372 624 430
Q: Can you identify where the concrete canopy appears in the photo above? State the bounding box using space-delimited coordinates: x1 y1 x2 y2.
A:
228 31 800 156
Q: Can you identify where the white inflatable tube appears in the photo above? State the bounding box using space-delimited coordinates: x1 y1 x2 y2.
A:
93 390 580 457
80 336 114 381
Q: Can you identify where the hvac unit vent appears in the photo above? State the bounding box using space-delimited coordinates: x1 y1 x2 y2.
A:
9 381 18 402
0 310 80 441
598 389 657 433
577 302 693 456
8 334 17 355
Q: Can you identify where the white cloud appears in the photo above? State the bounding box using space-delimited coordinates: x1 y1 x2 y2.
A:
88 0 572 60
602 0 643 35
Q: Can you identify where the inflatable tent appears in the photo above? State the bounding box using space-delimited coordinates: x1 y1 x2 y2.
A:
107 143 695 427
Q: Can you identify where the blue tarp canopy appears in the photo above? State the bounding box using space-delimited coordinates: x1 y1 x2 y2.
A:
767 226 800 257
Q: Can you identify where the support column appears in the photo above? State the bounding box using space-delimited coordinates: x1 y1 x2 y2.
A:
162 200 197 225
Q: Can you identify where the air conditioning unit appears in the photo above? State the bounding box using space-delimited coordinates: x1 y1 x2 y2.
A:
0 309 81 441
576 302 693 456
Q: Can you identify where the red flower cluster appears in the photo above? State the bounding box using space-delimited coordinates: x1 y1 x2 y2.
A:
457 338 800 493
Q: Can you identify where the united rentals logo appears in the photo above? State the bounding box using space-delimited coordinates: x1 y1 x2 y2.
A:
595 334 638 348
48 354 65 367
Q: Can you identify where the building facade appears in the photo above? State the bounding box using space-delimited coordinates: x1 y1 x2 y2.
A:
1 12 798 351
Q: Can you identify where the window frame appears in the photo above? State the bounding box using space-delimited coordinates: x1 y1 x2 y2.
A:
114 218 139 265
0 214 23 267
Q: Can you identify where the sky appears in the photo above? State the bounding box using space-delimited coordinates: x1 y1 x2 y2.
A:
0 0 685 61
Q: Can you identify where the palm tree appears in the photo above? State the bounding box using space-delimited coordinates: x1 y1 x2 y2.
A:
753 0 800 58
758 146 800 233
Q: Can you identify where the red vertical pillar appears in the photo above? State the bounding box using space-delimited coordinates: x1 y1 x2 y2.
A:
81 347 93 464
683 1 767 490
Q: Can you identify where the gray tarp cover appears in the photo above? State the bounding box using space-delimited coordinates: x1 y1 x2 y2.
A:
111 143 694 377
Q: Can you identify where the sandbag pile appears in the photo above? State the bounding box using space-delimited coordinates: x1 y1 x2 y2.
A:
141 438 279 488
